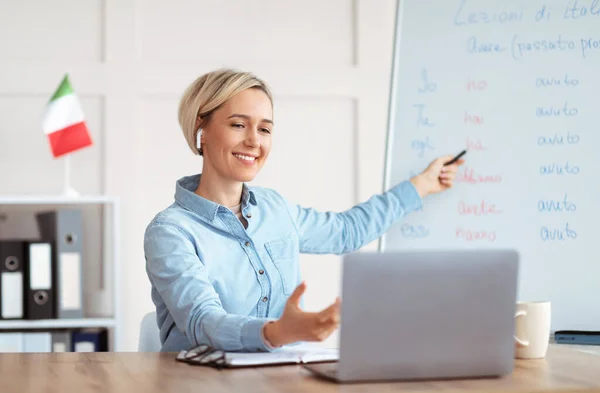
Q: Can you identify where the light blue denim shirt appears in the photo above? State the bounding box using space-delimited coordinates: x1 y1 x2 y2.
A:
144 173 422 352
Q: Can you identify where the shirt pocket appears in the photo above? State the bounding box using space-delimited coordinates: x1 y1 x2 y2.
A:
264 233 299 296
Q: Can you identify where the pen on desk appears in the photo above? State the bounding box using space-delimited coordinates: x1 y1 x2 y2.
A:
444 150 467 166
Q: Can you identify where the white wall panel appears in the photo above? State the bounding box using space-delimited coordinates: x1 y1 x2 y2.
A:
139 0 355 66
135 96 202 213
0 0 104 62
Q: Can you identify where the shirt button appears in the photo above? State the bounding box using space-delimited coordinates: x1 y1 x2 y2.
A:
247 213 252 218
262 296 268 302
259 269 264 275
245 241 250 247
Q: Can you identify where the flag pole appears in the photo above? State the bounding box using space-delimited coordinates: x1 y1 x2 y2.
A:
63 154 80 197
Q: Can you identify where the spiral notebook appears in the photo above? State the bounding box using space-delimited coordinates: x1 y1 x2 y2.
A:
176 343 339 368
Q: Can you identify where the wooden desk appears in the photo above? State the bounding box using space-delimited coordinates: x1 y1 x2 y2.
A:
1 344 599 393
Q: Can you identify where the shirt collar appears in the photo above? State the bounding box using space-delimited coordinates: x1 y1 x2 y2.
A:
174 173 257 222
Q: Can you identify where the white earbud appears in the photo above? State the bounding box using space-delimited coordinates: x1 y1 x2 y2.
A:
196 128 203 150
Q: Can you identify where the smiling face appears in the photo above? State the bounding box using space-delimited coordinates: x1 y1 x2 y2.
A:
200 88 273 183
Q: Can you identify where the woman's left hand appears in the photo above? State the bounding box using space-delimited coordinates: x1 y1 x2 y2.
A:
410 154 465 198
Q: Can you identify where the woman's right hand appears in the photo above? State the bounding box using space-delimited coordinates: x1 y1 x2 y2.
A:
263 281 341 347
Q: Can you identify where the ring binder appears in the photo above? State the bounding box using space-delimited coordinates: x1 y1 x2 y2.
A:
35 209 84 319
24 241 56 320
0 241 26 320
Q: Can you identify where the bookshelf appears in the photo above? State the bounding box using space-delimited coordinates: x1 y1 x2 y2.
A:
0 196 119 205
0 195 122 351
0 318 116 330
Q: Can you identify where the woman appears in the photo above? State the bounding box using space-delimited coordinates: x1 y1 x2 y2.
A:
144 69 464 353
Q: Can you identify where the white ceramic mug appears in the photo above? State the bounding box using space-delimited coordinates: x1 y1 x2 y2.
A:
514 301 551 359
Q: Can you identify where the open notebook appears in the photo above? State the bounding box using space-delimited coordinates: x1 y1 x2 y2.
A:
176 342 339 368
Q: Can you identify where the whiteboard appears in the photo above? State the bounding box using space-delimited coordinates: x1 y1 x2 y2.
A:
381 0 600 332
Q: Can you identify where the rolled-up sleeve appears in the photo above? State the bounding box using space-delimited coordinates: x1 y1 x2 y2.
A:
279 181 422 254
144 222 274 352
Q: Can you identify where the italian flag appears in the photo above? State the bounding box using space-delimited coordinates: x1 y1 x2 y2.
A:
43 75 93 158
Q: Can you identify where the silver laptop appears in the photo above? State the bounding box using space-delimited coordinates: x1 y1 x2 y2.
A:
304 249 519 383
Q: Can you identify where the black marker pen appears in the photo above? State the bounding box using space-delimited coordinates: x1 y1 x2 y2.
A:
444 150 467 166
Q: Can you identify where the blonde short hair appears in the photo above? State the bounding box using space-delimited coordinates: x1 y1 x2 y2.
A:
178 68 274 155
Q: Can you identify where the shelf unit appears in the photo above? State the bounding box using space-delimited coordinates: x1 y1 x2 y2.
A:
0 196 119 205
0 195 122 351
0 318 116 330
